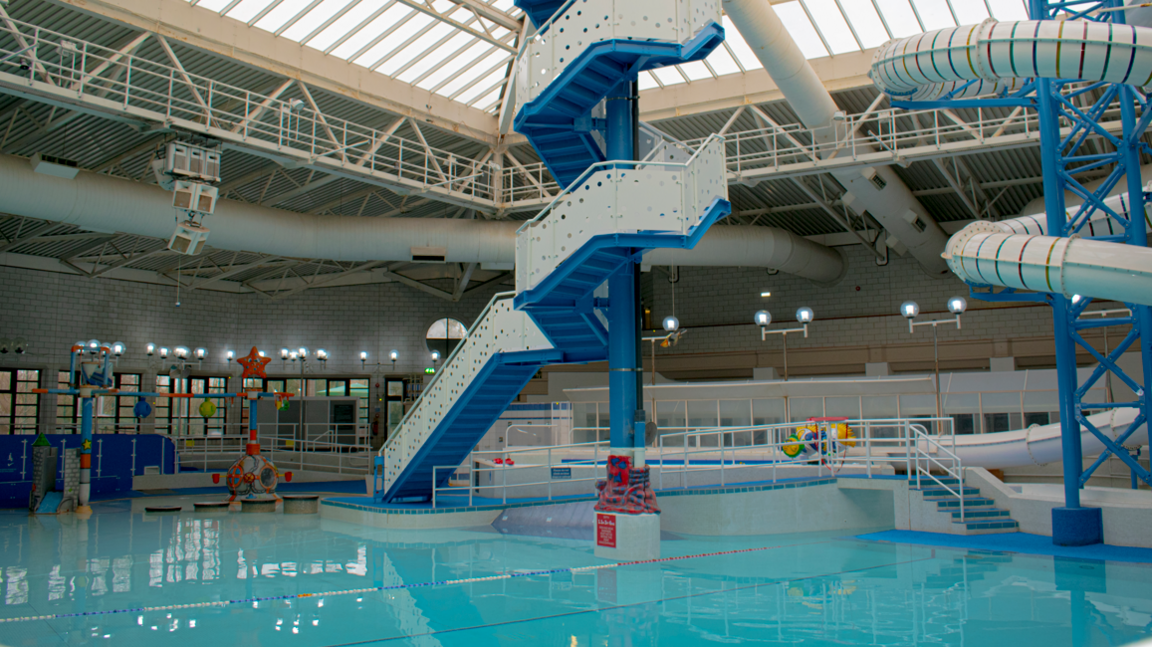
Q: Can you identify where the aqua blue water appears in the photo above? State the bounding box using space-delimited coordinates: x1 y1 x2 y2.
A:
0 495 1150 646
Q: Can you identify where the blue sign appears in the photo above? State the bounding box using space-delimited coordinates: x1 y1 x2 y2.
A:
551 467 572 480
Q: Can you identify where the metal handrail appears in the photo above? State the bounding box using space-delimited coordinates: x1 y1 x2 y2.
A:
657 417 965 519
514 133 728 234
431 439 608 507
377 290 516 458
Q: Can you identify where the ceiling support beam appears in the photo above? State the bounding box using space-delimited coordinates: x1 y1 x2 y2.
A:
269 260 387 300
789 177 883 259
381 269 455 301
0 220 62 253
445 0 521 32
49 0 501 144
392 0 516 53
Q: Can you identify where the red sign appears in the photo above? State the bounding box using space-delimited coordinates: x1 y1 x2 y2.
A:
596 513 616 548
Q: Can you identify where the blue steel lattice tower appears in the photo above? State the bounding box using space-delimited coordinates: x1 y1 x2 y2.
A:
870 0 1152 546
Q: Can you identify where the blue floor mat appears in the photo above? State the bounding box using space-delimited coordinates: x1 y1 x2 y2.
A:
857 529 1152 564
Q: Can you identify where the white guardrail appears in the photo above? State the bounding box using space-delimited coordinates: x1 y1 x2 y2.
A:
425 417 966 518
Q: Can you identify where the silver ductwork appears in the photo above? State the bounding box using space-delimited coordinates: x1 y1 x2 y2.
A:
0 155 845 281
721 0 950 275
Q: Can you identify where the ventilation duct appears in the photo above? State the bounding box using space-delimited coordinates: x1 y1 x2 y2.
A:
0 155 845 282
721 0 950 274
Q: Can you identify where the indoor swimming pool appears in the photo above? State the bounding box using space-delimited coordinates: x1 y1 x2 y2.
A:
0 497 1149 646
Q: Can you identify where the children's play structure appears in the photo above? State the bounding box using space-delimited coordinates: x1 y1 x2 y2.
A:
31 343 292 512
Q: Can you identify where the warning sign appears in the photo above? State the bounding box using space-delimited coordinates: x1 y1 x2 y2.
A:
596 513 616 548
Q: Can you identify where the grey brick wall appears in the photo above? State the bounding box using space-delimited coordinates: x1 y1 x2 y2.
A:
0 266 505 415
645 245 1057 357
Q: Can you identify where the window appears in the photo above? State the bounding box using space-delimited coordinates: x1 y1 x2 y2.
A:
156 375 229 435
0 369 40 434
425 318 467 358
57 370 77 430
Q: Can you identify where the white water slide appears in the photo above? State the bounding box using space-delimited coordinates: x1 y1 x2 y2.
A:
869 18 1152 469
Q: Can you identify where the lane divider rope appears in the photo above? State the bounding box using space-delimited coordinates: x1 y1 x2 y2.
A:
0 540 826 625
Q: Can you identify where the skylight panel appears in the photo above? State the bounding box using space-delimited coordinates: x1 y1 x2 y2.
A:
305 0 385 51
637 71 660 91
678 61 713 81
721 17 764 71
474 87 504 111
419 41 492 91
282 0 356 42
436 49 507 96
196 0 234 12
910 0 957 30
351 12 435 67
951 1 991 24
254 0 314 32
775 2 830 59
988 0 1027 20
454 67 507 103
225 0 277 24
651 66 687 87
874 0 924 38
376 22 458 76
804 0 860 54
399 32 476 83
329 4 413 59
838 0 891 47
704 45 740 76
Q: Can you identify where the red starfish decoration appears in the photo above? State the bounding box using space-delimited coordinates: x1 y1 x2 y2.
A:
237 346 271 380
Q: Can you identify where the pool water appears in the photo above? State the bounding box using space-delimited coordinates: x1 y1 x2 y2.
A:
0 495 1149 646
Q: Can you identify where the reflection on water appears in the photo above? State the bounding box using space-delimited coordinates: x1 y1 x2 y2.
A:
0 497 1149 646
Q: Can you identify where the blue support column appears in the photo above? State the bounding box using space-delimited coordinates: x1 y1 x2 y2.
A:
606 78 642 454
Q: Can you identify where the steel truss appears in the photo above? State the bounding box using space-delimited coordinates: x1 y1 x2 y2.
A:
901 1 1152 506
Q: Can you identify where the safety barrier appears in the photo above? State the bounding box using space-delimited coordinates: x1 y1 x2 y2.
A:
657 417 966 519
431 439 609 507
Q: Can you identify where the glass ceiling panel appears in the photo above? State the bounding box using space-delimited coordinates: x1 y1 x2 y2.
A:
806 0 860 55
184 0 1032 113
775 2 830 59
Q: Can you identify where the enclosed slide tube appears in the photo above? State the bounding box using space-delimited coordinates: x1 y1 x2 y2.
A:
933 408 1146 470
870 19 1152 307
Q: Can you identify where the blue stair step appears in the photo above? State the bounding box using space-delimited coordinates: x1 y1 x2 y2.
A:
513 0 568 28
949 508 1011 520
934 497 995 509
916 486 981 497
954 519 1020 531
515 24 724 189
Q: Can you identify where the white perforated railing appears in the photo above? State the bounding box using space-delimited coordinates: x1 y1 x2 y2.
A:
376 292 554 494
515 0 722 107
515 134 728 291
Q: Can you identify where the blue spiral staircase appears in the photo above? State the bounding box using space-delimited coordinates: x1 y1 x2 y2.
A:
375 0 731 503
